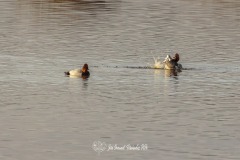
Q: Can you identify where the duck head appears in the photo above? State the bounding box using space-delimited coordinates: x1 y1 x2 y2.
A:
82 63 89 73
173 53 180 62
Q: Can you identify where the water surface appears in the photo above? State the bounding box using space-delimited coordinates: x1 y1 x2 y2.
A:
0 0 240 159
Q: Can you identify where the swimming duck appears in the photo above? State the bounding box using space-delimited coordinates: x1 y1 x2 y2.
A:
65 63 90 77
163 53 182 70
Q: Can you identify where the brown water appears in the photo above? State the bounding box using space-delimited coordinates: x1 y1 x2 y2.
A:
0 0 240 159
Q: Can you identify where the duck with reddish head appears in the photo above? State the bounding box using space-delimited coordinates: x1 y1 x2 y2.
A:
163 53 182 70
65 63 90 78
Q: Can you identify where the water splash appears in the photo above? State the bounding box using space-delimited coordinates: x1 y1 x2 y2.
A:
153 57 164 69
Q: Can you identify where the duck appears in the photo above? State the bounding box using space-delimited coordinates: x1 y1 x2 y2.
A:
65 63 90 77
163 53 182 70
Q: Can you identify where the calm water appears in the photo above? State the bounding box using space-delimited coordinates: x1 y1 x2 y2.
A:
0 0 240 159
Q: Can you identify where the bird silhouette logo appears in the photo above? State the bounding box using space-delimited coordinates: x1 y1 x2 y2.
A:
92 141 107 154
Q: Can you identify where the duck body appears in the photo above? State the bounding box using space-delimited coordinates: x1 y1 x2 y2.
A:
164 61 182 70
65 69 82 76
65 64 90 78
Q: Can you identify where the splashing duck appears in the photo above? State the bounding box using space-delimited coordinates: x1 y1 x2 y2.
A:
163 53 182 70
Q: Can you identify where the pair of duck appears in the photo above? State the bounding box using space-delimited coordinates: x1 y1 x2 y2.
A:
64 54 181 77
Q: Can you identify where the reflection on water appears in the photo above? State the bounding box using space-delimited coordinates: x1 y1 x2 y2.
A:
164 69 178 77
1 0 240 160
68 74 90 80
153 67 180 77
